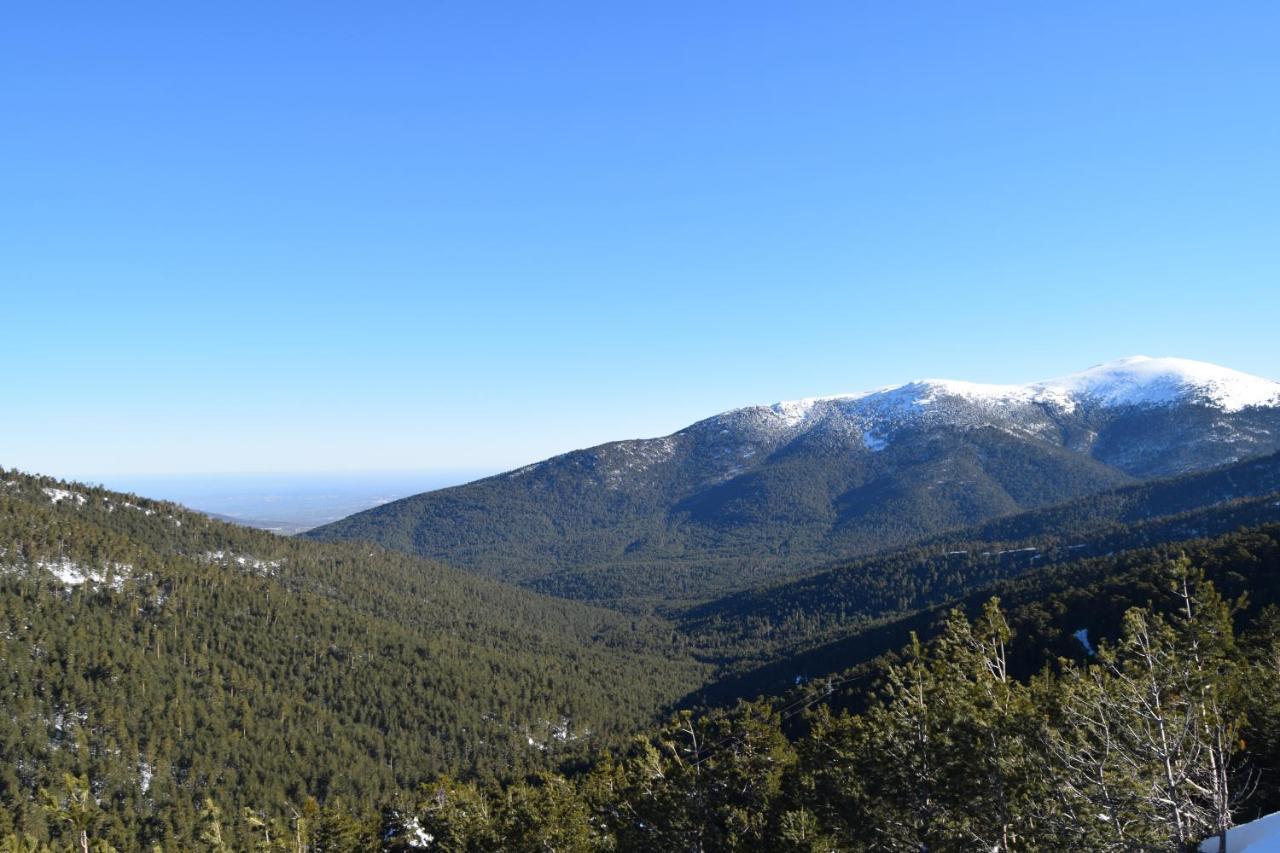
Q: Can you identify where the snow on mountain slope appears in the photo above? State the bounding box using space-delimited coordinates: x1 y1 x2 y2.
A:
1200 810 1280 852
1043 356 1280 412
306 356 1280 598
506 357 1280 484
750 356 1280 429
704 356 1278 447
659 356 1280 480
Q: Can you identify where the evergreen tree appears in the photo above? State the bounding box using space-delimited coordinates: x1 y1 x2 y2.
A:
1044 561 1248 850
38 775 104 853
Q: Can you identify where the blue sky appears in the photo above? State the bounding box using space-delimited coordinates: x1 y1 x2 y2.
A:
4 2 1278 477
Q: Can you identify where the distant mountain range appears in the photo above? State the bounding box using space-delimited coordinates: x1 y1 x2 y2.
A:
7 361 1280 846
306 356 1280 604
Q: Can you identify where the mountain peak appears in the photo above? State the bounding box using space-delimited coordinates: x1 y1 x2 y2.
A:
759 356 1280 422
1041 356 1280 413
307 356 1280 604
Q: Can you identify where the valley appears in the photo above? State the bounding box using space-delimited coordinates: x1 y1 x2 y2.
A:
13 5 1278 846
6 357 1280 848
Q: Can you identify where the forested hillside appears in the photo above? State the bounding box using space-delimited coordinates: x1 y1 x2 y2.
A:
678 452 1280 671
13 0 1278 842
307 359 1280 607
307 425 1134 605
690 520 1280 708
5 457 1280 849
12 523 1279 851
0 470 710 849
359 553 1280 853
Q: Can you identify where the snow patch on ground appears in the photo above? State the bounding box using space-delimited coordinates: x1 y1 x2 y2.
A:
383 812 434 849
201 550 282 576
916 356 1280 412
603 437 679 487
520 716 586 751
669 356 1280 473
42 487 87 506
507 461 544 478
862 431 888 451
916 378 1034 405
405 817 434 848
771 397 821 426
35 557 131 589
50 707 89 739
1200 810 1280 852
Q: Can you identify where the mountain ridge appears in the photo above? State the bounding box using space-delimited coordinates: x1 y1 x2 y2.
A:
748 355 1280 418
307 356 1280 605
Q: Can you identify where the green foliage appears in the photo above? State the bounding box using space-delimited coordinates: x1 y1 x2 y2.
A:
39 774 108 853
5 460 1280 849
682 451 1280 671
344 574 1278 851
1040 561 1249 850
307 419 1280 609
0 470 709 849
5 535 1280 849
306 425 1156 605
799 602 1040 851
684 517 1280 709
602 704 797 851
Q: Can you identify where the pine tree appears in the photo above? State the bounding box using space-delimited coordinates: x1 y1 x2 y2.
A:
312 798 376 852
197 798 230 852
856 631 948 849
1044 561 1248 850
39 775 102 853
401 777 497 852
931 599 1040 852
498 773 595 852
0 834 47 853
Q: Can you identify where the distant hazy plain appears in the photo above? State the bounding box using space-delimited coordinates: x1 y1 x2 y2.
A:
87 470 494 534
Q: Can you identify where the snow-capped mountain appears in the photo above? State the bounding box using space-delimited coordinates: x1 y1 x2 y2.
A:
681 356 1280 477
777 355 1280 417
1034 355 1280 411
307 357 1280 601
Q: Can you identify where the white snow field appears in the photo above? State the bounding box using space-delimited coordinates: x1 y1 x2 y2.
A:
1201 811 1280 852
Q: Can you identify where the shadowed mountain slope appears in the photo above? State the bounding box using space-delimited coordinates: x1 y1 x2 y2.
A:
308 357 1280 604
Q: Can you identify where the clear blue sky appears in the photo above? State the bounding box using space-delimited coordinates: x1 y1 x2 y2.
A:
4 2 1278 477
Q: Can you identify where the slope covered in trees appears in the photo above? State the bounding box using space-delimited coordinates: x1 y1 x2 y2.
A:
0 470 711 849
677 452 1280 672
689 518 1280 709
369 563 1280 853
5 462 1280 849
305 365 1280 608
357 533 1280 850
303 425 1137 606
13 537 1280 851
